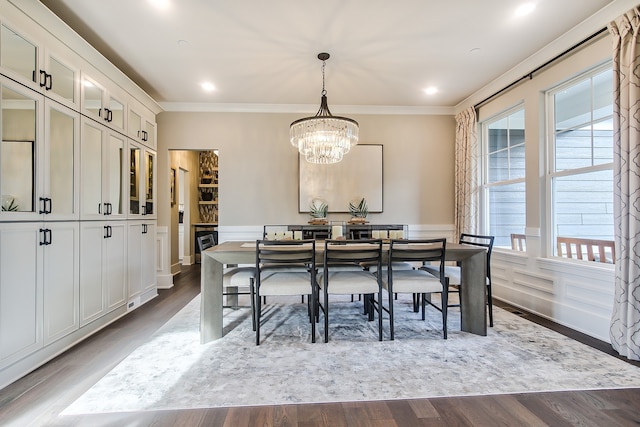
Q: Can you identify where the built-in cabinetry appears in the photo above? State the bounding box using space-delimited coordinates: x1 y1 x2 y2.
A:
0 0 160 389
198 166 218 222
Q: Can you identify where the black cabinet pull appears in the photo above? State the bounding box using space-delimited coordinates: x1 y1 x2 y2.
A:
45 73 52 91
107 202 113 215
39 228 52 245
46 198 52 214
141 205 146 215
39 70 47 87
107 109 113 122
142 224 148 234
108 225 113 238
104 108 112 122
39 197 47 214
104 225 113 238
46 229 52 245
142 130 148 141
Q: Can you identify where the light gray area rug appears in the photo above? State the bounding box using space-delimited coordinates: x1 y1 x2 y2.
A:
63 294 640 414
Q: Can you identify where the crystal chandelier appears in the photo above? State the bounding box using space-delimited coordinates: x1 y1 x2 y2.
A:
290 53 359 164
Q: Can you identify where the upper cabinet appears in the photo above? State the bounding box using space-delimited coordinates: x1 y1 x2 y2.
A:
81 71 126 134
0 21 80 110
128 100 156 149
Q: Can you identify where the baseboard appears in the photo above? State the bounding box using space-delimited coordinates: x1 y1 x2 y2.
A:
156 273 174 289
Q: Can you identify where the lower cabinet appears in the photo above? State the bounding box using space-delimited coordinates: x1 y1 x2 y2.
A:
80 221 127 326
127 221 156 302
0 222 79 368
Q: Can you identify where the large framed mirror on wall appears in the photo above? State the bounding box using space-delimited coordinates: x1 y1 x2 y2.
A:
299 144 383 213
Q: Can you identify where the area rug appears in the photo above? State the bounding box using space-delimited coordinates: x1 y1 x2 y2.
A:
62 294 640 414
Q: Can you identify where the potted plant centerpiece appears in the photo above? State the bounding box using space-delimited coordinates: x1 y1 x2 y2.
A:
309 199 328 224
348 197 368 224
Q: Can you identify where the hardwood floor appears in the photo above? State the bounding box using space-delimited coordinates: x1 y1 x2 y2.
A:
1 264 639 427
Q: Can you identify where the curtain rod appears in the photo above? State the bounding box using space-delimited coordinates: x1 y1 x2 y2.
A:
473 27 608 110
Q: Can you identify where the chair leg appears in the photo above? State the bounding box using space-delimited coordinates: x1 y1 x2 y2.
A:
421 293 426 320
255 290 261 345
310 291 316 343
487 284 494 327
250 278 256 332
413 293 420 312
377 288 383 341
324 288 329 343
388 287 395 340
442 280 448 339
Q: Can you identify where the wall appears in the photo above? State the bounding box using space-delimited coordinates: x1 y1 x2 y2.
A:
157 112 456 269
456 32 617 341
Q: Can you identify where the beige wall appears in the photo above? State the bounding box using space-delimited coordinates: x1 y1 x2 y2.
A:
157 112 456 232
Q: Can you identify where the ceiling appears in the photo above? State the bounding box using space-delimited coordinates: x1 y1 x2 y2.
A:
39 0 615 111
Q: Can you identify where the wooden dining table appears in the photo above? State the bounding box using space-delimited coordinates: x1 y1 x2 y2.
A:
200 240 488 343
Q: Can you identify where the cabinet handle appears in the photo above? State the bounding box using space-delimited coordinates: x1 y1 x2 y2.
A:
39 197 47 214
141 205 146 215
46 229 52 245
142 224 147 234
108 202 113 215
104 225 109 238
108 226 113 238
45 73 53 91
142 130 148 141
107 109 113 122
39 228 47 245
39 70 47 88
104 108 112 122
46 198 52 214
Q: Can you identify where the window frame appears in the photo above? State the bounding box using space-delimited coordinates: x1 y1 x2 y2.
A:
479 103 526 249
544 61 614 260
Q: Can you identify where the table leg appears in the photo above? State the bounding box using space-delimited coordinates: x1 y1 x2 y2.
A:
459 250 487 336
201 252 224 343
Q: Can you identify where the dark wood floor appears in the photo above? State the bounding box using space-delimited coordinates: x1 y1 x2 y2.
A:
1 264 639 427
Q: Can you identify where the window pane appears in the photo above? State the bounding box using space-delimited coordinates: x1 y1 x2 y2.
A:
553 169 613 245
488 181 526 248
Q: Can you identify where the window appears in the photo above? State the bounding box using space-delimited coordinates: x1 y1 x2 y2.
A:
547 65 614 260
481 107 526 248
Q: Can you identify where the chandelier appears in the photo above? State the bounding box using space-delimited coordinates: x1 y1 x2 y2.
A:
290 53 359 164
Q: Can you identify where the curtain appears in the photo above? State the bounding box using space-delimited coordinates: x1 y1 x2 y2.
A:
609 7 640 361
454 107 479 241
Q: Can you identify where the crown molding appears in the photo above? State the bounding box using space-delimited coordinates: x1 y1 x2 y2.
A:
159 102 454 116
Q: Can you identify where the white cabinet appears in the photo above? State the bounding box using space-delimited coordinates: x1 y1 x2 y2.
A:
128 102 156 149
0 78 79 222
0 20 80 109
79 221 127 326
80 118 126 220
127 221 156 303
43 222 79 345
128 141 156 218
81 71 126 133
0 223 42 367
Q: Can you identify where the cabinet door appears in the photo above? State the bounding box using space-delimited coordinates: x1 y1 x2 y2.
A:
44 45 80 109
0 23 38 89
144 119 156 149
0 79 42 221
79 222 104 326
80 74 104 120
44 101 79 221
105 132 126 218
43 222 79 344
127 222 143 299
106 94 125 132
143 150 156 217
0 223 43 366
80 118 104 219
105 222 126 311
128 108 142 140
142 222 156 292
128 142 142 216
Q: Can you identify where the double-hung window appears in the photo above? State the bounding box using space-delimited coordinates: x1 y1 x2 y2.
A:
547 64 614 260
481 106 526 248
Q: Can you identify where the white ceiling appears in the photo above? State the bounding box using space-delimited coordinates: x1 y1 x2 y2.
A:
39 0 617 111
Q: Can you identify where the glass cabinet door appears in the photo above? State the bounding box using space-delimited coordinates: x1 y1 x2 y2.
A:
0 24 37 85
82 77 104 118
80 120 103 218
106 133 125 217
45 101 78 219
108 96 125 130
144 150 155 216
1 82 38 219
129 109 142 140
129 144 141 215
48 56 75 105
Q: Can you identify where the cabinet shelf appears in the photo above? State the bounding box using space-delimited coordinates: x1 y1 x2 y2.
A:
198 184 218 188
199 201 218 205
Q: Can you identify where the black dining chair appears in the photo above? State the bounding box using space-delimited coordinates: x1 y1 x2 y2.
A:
423 233 495 327
254 239 317 345
384 238 448 339
318 239 384 342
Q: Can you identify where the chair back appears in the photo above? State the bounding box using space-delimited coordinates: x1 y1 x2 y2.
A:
459 233 494 279
390 238 447 280
197 233 216 252
323 239 383 272
256 239 316 270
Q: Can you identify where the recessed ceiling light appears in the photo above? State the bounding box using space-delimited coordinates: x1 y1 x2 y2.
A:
424 87 438 95
515 3 535 17
148 0 170 10
201 82 216 92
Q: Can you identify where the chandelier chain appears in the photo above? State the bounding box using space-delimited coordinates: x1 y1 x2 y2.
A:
321 59 326 96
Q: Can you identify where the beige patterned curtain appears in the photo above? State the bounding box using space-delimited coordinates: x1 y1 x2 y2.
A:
609 7 640 361
454 107 479 241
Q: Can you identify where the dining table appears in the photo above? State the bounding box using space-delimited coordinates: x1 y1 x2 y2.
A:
200 240 487 343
